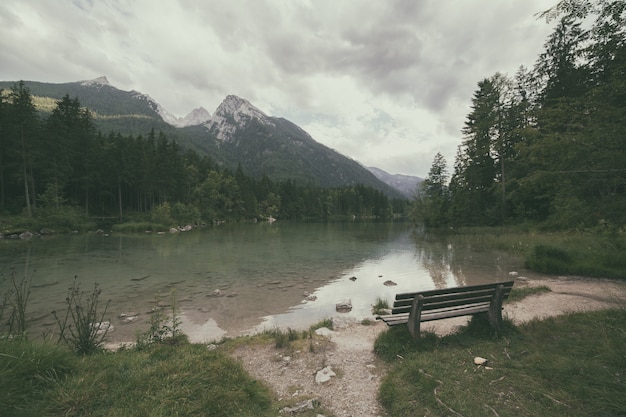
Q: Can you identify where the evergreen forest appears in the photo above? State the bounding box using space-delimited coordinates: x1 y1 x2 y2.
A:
414 1 625 230
0 90 403 231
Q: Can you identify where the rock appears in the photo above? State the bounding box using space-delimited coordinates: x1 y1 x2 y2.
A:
304 292 317 301
120 314 138 324
19 231 34 240
169 227 179 233
93 321 114 335
508 271 519 277
211 289 224 297
179 225 193 232
315 366 336 384
280 398 317 414
40 228 55 235
314 327 333 337
336 300 352 313
349 276 357 281
474 356 488 366
383 280 397 286
206 344 218 350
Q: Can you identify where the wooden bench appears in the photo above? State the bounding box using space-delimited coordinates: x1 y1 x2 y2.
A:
376 281 514 341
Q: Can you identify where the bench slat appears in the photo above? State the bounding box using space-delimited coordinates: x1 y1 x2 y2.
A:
394 281 514 301
393 286 512 309
376 313 409 326
375 281 515 338
393 293 500 313
420 303 490 322
377 302 492 326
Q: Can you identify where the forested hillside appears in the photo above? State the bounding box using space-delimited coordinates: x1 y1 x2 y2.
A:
414 0 625 230
0 90 404 229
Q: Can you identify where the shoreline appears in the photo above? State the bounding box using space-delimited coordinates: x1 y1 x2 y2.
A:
103 275 626 349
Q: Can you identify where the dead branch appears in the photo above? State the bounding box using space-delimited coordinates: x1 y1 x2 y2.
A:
485 404 500 417
543 393 569 407
489 376 506 385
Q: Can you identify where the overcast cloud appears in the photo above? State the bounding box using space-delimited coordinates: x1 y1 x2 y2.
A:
0 0 556 177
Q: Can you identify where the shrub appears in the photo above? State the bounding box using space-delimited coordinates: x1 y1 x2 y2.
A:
371 296 390 315
136 290 187 348
0 267 31 339
525 244 573 274
52 278 111 355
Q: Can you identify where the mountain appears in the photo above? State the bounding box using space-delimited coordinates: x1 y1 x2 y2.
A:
0 76 175 135
367 167 423 198
0 77 406 198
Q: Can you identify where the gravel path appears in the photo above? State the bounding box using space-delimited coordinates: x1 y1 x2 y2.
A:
230 276 626 417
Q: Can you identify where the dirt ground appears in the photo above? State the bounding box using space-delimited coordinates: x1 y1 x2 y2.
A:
230 276 626 417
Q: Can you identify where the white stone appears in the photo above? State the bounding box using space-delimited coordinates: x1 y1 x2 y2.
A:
474 356 488 366
315 366 336 384
315 327 333 337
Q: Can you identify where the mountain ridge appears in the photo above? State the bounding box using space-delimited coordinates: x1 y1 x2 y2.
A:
0 76 419 198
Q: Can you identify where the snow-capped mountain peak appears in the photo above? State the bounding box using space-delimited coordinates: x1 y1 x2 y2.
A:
80 76 111 87
129 90 211 127
180 107 211 127
205 95 275 141
213 95 267 120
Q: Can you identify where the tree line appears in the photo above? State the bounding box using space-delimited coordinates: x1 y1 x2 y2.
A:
0 86 406 230
414 0 625 230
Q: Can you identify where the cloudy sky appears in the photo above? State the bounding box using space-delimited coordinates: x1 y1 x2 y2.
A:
0 0 556 177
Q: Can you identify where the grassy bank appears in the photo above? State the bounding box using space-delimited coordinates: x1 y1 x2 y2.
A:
374 309 626 417
443 228 626 279
1 339 276 417
3 306 625 416
0 317 340 417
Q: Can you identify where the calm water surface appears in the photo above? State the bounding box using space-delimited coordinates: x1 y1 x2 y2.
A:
0 222 522 342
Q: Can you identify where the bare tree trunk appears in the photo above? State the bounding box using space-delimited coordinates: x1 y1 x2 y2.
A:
20 126 32 217
118 179 123 222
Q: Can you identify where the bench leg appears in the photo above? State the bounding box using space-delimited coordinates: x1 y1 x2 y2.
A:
407 295 424 342
487 284 505 332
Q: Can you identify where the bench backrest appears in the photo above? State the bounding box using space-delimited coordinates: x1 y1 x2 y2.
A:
391 281 515 315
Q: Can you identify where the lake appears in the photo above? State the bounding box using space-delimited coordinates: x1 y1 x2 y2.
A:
0 221 521 343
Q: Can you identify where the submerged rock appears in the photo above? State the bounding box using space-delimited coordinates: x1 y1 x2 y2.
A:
336 300 352 313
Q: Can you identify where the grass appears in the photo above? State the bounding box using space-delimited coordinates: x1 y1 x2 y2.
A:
375 309 626 417
372 296 390 315
0 339 75 417
443 227 626 279
1 340 276 417
259 318 335 349
111 221 169 233
506 285 551 303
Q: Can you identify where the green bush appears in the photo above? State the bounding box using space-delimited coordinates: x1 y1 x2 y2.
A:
525 244 573 274
52 279 111 355
112 221 166 233
171 202 201 225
